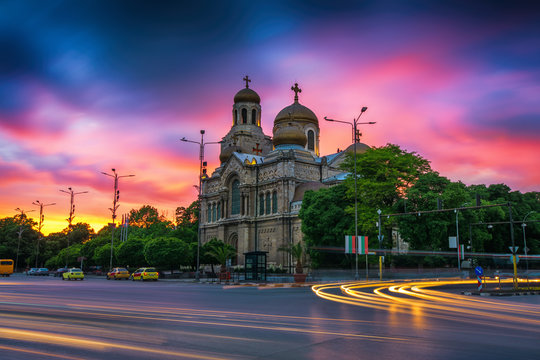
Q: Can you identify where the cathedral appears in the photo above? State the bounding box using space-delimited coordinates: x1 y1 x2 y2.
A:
200 77 367 270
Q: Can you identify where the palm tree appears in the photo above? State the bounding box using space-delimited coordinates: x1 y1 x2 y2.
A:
205 243 236 272
279 242 304 274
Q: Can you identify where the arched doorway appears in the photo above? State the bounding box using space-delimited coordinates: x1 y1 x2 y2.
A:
227 233 238 265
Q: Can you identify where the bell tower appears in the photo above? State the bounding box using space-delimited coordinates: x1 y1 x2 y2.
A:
219 76 273 164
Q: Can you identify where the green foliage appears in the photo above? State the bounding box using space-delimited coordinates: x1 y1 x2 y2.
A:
278 242 305 273
175 200 199 232
93 243 113 268
116 237 148 268
144 237 189 271
204 240 236 267
201 238 227 265
0 215 38 268
341 144 432 237
299 184 353 268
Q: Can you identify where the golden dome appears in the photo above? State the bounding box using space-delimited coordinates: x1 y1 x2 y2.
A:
234 88 260 104
219 144 243 163
272 122 307 147
274 101 318 126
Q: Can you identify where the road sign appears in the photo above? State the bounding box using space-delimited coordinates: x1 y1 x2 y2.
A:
509 255 520 263
449 236 457 248
508 246 519 254
475 266 484 276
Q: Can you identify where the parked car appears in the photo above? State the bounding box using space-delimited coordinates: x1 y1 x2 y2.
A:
89 266 103 276
54 268 69 277
36 268 49 276
107 268 130 280
131 268 158 281
62 268 84 281
27 268 39 275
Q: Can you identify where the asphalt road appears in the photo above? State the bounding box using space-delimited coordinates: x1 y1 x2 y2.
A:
0 274 538 360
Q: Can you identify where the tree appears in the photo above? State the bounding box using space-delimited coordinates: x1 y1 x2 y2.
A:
175 200 199 232
0 215 38 269
144 237 189 272
116 237 148 268
341 143 432 237
204 240 236 271
278 242 305 274
299 184 353 268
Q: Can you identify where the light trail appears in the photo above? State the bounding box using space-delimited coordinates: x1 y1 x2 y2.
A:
313 279 540 333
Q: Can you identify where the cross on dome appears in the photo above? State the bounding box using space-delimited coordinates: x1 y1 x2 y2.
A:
243 75 251 88
291 83 301 102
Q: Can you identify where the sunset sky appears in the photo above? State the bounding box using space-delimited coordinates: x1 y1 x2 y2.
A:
1 0 539 235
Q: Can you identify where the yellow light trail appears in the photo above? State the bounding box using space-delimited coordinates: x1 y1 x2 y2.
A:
312 279 540 333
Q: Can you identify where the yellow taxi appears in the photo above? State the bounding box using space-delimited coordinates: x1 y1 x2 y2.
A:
107 267 130 280
131 267 158 281
62 268 84 281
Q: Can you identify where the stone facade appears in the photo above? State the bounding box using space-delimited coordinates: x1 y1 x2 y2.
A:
200 79 365 270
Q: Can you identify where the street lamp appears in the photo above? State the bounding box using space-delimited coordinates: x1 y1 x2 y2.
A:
101 169 135 271
522 211 535 272
325 108 375 280
180 130 221 282
31 200 56 267
60 187 88 267
14 208 35 271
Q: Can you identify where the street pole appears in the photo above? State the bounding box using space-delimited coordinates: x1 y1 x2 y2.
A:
377 209 382 280
31 201 56 267
14 208 35 271
102 169 135 271
508 203 517 288
522 211 535 272
60 187 88 267
180 131 221 282
324 109 375 281
455 209 461 271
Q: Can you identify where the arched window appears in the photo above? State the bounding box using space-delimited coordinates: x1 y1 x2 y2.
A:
207 204 212 223
307 130 315 151
217 202 221 220
259 193 265 215
252 109 257 124
272 191 277 213
241 108 247 124
265 193 271 214
212 204 216 223
231 180 240 215
234 110 238 125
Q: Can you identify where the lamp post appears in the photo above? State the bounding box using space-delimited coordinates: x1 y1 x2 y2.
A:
325 109 375 280
101 169 134 271
180 130 221 282
31 200 56 267
14 208 35 271
522 211 535 272
60 187 88 267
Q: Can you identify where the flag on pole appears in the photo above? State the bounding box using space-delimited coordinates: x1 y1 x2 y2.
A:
358 236 368 255
345 236 368 254
345 235 356 254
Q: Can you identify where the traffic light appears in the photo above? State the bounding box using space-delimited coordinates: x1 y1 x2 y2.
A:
476 193 481 207
437 198 443 210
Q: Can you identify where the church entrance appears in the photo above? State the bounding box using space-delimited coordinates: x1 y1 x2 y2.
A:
226 233 238 265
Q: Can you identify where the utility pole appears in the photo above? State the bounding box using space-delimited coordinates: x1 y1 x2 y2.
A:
101 169 135 271
180 130 221 282
14 208 35 271
31 200 56 267
325 109 375 280
60 187 88 267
